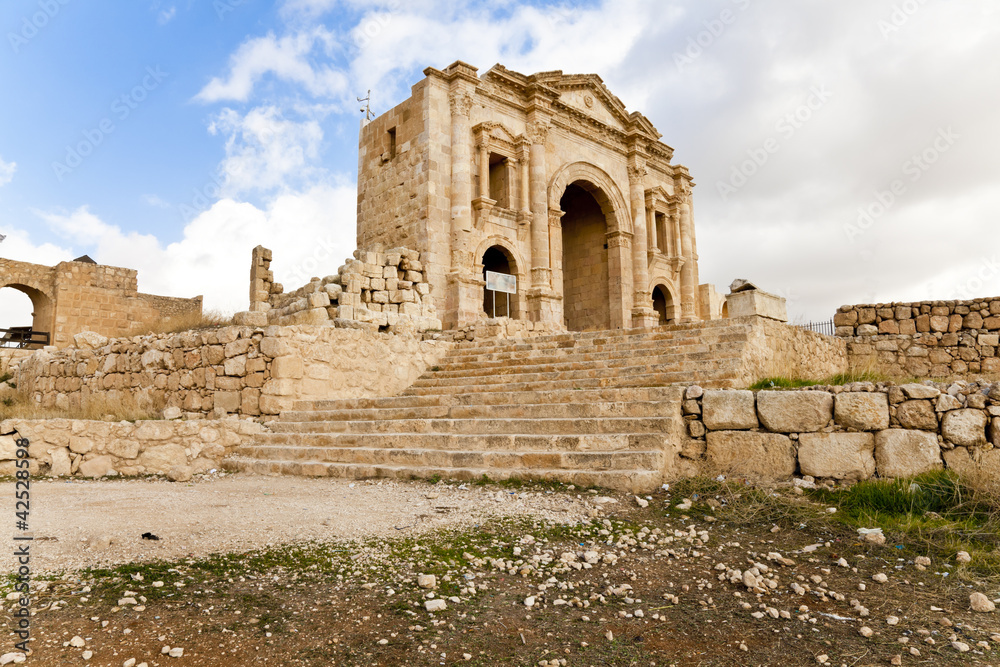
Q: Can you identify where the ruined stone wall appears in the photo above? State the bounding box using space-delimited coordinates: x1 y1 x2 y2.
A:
15 325 451 419
0 417 264 479
735 317 847 386
0 350 30 378
677 380 1000 483
261 249 442 333
1 256 202 348
836 297 1000 378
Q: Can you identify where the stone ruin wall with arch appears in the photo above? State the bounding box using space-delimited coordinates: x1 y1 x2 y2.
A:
0 256 203 349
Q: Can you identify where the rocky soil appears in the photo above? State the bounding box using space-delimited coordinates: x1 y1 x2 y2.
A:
2 474 1000 666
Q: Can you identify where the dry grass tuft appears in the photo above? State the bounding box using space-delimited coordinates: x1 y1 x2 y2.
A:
0 388 163 422
133 309 233 336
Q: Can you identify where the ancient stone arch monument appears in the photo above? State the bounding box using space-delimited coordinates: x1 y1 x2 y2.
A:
357 61 720 332
0 256 202 348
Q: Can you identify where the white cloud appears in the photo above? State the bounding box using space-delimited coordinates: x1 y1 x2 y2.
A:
208 106 325 195
142 194 172 209
0 156 16 187
157 6 176 25
9 184 356 318
195 29 348 103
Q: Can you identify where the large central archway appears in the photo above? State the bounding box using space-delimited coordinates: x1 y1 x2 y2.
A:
560 184 610 331
548 162 632 332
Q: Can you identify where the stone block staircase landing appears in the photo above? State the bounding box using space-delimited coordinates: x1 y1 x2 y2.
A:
224 319 750 492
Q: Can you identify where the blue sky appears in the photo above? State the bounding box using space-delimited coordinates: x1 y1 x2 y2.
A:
2 0 1000 325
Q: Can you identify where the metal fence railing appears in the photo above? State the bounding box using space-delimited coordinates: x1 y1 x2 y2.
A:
0 327 50 349
797 319 835 336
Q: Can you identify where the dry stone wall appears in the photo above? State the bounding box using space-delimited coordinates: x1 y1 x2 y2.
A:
238 247 442 334
15 325 451 419
679 380 1000 483
0 417 263 480
737 317 846 386
837 298 1000 378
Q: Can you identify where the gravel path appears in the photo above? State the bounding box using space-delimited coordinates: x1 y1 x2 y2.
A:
1 473 594 573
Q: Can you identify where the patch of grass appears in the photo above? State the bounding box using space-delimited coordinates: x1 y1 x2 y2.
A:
133 308 233 336
810 470 1000 577
749 377 820 390
0 389 164 421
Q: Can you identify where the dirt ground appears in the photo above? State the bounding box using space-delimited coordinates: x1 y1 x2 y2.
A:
4 474 1000 666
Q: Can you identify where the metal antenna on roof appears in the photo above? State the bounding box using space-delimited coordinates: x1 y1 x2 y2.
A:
358 90 375 121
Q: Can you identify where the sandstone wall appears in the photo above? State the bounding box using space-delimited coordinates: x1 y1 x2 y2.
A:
0 349 30 378
836 297 1000 378
15 325 451 419
238 247 442 334
678 380 1000 483
736 317 847 385
0 417 264 480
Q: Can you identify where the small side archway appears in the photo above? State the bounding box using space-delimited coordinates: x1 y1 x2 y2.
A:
0 283 55 348
649 280 679 326
474 238 525 320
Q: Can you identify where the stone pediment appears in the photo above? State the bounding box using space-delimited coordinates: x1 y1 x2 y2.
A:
473 121 525 152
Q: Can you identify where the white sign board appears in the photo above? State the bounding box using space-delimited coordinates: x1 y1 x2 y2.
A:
486 271 517 294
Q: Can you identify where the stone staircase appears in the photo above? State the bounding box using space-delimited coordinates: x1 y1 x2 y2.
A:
224 319 751 491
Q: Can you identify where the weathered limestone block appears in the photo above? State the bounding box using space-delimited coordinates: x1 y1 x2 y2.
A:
835 392 889 431
991 417 1000 448
107 439 141 460
896 400 938 430
941 409 988 447
900 383 940 399
936 393 962 412
79 455 114 478
135 421 172 441
798 432 875 480
704 431 795 480
943 447 1000 478
756 390 833 433
271 355 304 379
73 331 108 350
224 355 248 377
50 447 71 476
214 391 241 413
0 434 17 460
702 390 757 430
137 444 188 474
875 430 943 478
68 435 94 454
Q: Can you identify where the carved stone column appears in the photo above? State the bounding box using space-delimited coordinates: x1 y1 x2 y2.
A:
628 162 657 328
445 89 480 328
527 119 551 287
525 118 560 324
678 198 698 322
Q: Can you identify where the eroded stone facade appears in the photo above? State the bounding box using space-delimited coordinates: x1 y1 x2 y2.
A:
357 61 718 331
0 256 202 348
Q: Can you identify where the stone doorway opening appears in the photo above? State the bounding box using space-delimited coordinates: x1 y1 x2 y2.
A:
0 284 54 348
560 183 610 332
652 284 674 325
482 245 518 319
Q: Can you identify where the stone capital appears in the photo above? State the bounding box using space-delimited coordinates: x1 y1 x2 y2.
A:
627 163 648 182
526 120 550 145
449 91 474 118
606 231 632 249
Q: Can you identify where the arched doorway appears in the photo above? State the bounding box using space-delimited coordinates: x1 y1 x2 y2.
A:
652 284 674 325
560 183 610 331
0 284 53 348
482 245 518 319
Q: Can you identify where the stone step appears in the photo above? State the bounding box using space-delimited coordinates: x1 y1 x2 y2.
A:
267 416 676 436
236 444 664 472
433 341 746 377
401 369 738 396
406 359 742 391
251 432 667 452
279 399 675 422
449 319 747 354
446 328 749 363
221 457 661 493
294 385 684 412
